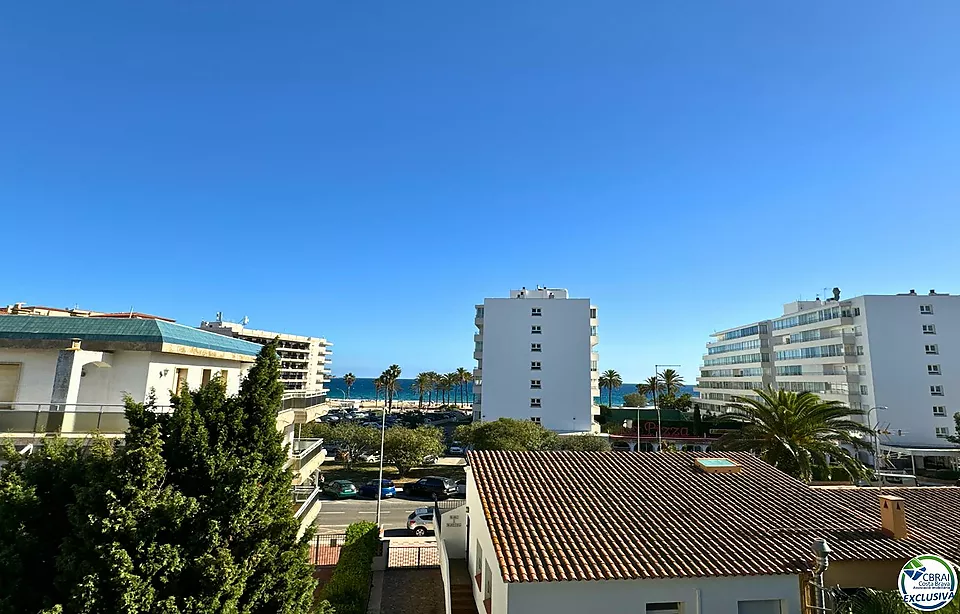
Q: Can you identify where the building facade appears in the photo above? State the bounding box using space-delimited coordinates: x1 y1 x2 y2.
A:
695 289 960 452
199 318 332 396
472 287 599 433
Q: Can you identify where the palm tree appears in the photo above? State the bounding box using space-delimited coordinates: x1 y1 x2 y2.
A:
714 388 872 482
441 373 456 405
373 376 384 407
414 372 433 409
343 372 356 399
637 375 662 405
455 367 471 406
659 368 684 395
381 364 402 412
600 369 622 407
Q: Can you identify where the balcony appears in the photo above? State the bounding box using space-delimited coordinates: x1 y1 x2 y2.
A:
0 403 172 438
288 438 327 485
292 485 323 539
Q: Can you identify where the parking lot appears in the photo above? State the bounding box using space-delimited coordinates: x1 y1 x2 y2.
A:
313 495 439 533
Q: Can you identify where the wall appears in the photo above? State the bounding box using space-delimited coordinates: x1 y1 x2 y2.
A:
438 537 452 614
76 351 153 405
439 505 467 559
825 559 906 591
143 352 249 405
863 295 960 446
465 466 509 614
0 349 60 404
507 574 801 614
479 296 593 432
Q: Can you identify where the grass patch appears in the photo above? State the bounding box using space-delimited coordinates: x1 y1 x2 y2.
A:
321 462 465 486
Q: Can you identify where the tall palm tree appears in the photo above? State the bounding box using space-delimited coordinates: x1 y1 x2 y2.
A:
638 375 663 405
441 373 456 405
343 372 356 399
381 364 402 412
455 367 471 406
373 376 384 407
600 369 622 407
659 368 684 395
414 372 432 409
714 388 872 482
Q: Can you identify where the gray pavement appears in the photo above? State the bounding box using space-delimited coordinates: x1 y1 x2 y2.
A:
313 496 434 532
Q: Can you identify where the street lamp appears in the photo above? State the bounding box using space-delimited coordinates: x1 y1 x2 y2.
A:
866 405 888 470
654 364 681 452
375 404 388 526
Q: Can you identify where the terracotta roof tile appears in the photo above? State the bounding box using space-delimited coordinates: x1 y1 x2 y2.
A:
468 450 960 583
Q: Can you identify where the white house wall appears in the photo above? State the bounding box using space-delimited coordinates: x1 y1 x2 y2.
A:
144 352 249 405
506 572 802 614
0 349 60 404
465 466 509 614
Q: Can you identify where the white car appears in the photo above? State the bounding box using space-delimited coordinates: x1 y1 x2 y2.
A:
406 507 435 536
357 452 380 463
448 443 464 455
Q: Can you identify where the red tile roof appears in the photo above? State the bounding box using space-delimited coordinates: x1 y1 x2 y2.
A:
468 450 960 583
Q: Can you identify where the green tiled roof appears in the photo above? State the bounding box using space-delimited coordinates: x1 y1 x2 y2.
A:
0 315 262 357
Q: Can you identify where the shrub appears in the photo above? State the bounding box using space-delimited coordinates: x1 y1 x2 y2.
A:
320 521 380 614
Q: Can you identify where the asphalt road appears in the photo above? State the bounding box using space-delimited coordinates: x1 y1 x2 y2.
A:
313 495 440 533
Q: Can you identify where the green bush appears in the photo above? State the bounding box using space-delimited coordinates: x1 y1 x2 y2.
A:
320 521 380 614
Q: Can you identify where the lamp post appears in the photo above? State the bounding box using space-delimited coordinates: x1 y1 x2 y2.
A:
654 364 681 452
375 403 388 526
866 405 887 471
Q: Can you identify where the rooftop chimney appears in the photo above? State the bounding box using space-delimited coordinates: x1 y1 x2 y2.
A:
929 289 936 295
909 289 917 295
879 495 908 539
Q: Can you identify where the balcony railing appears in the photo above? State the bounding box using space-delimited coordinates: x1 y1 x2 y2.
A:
0 403 173 436
288 438 326 473
293 485 322 520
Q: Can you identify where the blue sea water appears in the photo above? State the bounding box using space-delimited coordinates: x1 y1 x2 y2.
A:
326 377 694 407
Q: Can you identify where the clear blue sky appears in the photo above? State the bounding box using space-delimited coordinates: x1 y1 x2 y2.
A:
3 2 959 382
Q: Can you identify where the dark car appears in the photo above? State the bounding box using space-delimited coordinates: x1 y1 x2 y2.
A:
404 476 457 499
359 479 397 499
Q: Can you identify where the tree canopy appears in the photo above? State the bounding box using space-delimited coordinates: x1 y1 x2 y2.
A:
455 418 608 452
383 426 444 476
714 388 871 482
0 342 316 614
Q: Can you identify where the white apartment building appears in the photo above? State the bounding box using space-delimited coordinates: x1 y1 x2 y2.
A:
472 287 599 433
200 317 333 396
695 289 960 461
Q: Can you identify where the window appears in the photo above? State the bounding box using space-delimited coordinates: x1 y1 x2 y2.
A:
590 308 597 319
860 385 869 395
530 361 541 370
531 307 541 317
923 324 937 334
926 344 939 354
738 600 783 614
933 406 947 417
530 379 541 389
590 325 597 336
858 365 867 375
854 307 861 316
476 306 484 318
174 368 189 393
530 398 541 408
0 363 21 409
201 369 213 386
531 343 541 352
530 416 541 425
475 543 483 587
856 345 864 356
920 304 934 314
936 427 950 438
590 360 598 372
931 385 944 396
646 604 682 614
928 364 941 375
531 325 541 334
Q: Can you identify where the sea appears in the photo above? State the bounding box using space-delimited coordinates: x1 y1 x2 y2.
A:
325 377 695 407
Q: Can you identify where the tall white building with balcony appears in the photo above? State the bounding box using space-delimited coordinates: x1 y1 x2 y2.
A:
200 318 333 397
695 289 960 460
472 287 599 433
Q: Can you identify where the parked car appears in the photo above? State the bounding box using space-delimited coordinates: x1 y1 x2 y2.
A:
407 507 435 536
404 476 457 499
456 479 466 497
359 479 396 499
357 452 380 463
323 480 358 499
422 455 438 465
448 442 464 455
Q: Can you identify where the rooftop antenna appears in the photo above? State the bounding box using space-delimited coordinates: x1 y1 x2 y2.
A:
129 306 134 318
216 311 223 322
241 316 249 326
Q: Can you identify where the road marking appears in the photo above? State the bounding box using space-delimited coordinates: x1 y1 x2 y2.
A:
357 511 391 515
319 511 346 514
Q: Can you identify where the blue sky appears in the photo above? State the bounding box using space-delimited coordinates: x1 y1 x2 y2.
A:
2 1 959 382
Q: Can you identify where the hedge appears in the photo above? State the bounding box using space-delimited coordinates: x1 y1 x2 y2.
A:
319 521 380 614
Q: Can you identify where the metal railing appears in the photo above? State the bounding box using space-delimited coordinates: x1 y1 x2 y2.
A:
388 545 439 568
292 485 322 520
280 391 327 411
0 403 172 436
289 438 325 472
311 533 347 566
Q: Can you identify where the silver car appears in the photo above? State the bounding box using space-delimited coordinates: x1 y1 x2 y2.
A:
406 507 435 536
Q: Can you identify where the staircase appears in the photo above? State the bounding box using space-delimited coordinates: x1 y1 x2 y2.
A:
451 583 475 614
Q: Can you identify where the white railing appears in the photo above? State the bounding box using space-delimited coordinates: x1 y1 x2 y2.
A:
0 403 173 436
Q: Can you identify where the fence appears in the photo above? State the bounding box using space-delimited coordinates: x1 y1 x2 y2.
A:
311 533 347 566
435 497 467 514
388 545 440 568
